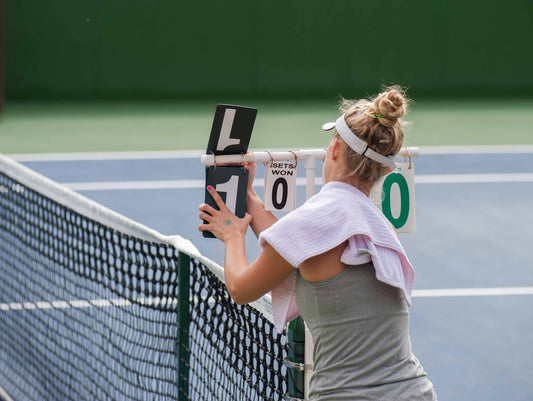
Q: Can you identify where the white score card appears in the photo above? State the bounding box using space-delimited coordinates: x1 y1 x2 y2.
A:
264 161 297 212
370 162 416 233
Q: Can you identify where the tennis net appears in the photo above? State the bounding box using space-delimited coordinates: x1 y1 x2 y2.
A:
0 154 288 401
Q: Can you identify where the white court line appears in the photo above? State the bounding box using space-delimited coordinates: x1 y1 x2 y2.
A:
9 150 205 162
2 287 533 311
0 296 215 312
64 179 206 191
9 145 533 162
0 297 173 311
8 148 297 162
415 173 533 184
419 145 533 155
62 173 533 191
412 287 533 297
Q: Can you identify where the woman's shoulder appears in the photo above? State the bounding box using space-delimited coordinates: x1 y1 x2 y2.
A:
312 182 387 220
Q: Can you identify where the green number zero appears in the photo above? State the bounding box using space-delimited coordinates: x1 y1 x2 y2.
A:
381 173 410 229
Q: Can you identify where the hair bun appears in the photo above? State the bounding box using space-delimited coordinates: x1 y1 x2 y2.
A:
373 88 407 127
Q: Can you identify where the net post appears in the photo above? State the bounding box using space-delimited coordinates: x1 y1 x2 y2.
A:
177 251 191 401
286 316 305 400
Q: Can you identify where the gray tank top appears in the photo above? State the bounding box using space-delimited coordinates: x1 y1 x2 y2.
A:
295 262 437 401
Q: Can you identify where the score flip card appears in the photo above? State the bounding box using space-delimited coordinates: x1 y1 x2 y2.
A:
264 161 297 212
370 162 416 233
206 104 257 155
203 166 248 238
203 104 257 238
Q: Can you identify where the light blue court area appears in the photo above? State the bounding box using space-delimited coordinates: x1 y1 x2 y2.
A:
10 146 533 401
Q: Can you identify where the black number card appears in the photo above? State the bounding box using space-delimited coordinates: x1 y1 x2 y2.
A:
203 166 249 238
206 104 257 155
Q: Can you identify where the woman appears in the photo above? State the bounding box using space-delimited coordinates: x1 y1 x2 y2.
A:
198 87 437 400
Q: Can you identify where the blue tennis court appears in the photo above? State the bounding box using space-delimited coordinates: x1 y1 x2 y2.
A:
9 146 533 401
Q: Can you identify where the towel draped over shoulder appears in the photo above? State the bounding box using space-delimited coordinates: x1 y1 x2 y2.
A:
258 181 415 333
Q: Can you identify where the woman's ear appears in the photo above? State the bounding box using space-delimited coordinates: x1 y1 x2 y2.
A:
330 137 343 161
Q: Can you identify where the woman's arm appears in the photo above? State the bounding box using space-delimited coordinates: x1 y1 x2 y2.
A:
245 161 278 237
224 236 294 304
247 188 278 238
199 185 294 305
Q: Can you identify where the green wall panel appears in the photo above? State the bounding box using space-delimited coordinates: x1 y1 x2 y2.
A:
96 1 256 95
5 1 100 96
4 0 533 100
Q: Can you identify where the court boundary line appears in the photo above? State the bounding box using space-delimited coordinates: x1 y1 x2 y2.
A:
2 287 533 312
412 287 533 297
419 145 533 155
59 173 533 191
415 173 533 184
8 150 205 161
8 145 533 162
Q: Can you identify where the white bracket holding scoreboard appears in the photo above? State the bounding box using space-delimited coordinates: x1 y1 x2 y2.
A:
201 147 419 232
203 104 257 238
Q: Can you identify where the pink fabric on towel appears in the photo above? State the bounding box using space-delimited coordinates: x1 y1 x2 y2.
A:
259 181 415 333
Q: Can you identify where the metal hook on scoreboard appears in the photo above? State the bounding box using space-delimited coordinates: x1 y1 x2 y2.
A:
241 153 247 174
264 150 274 168
405 148 412 169
288 150 298 169
209 151 217 172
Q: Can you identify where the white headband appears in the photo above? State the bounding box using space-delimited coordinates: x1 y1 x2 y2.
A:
322 114 397 171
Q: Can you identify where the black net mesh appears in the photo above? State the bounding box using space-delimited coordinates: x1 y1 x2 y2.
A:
0 170 287 401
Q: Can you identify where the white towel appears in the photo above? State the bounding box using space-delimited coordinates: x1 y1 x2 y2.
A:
258 181 415 333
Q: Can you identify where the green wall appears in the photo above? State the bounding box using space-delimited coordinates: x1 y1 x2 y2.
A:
5 0 533 100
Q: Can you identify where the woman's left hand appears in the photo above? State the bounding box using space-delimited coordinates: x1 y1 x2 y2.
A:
198 186 253 242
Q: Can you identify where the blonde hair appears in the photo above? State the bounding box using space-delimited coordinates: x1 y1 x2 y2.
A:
336 86 409 185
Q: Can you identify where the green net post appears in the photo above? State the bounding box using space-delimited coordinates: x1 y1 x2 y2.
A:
177 251 191 401
286 316 305 400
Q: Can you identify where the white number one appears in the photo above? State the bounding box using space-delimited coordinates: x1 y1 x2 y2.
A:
216 175 239 214
216 109 240 151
